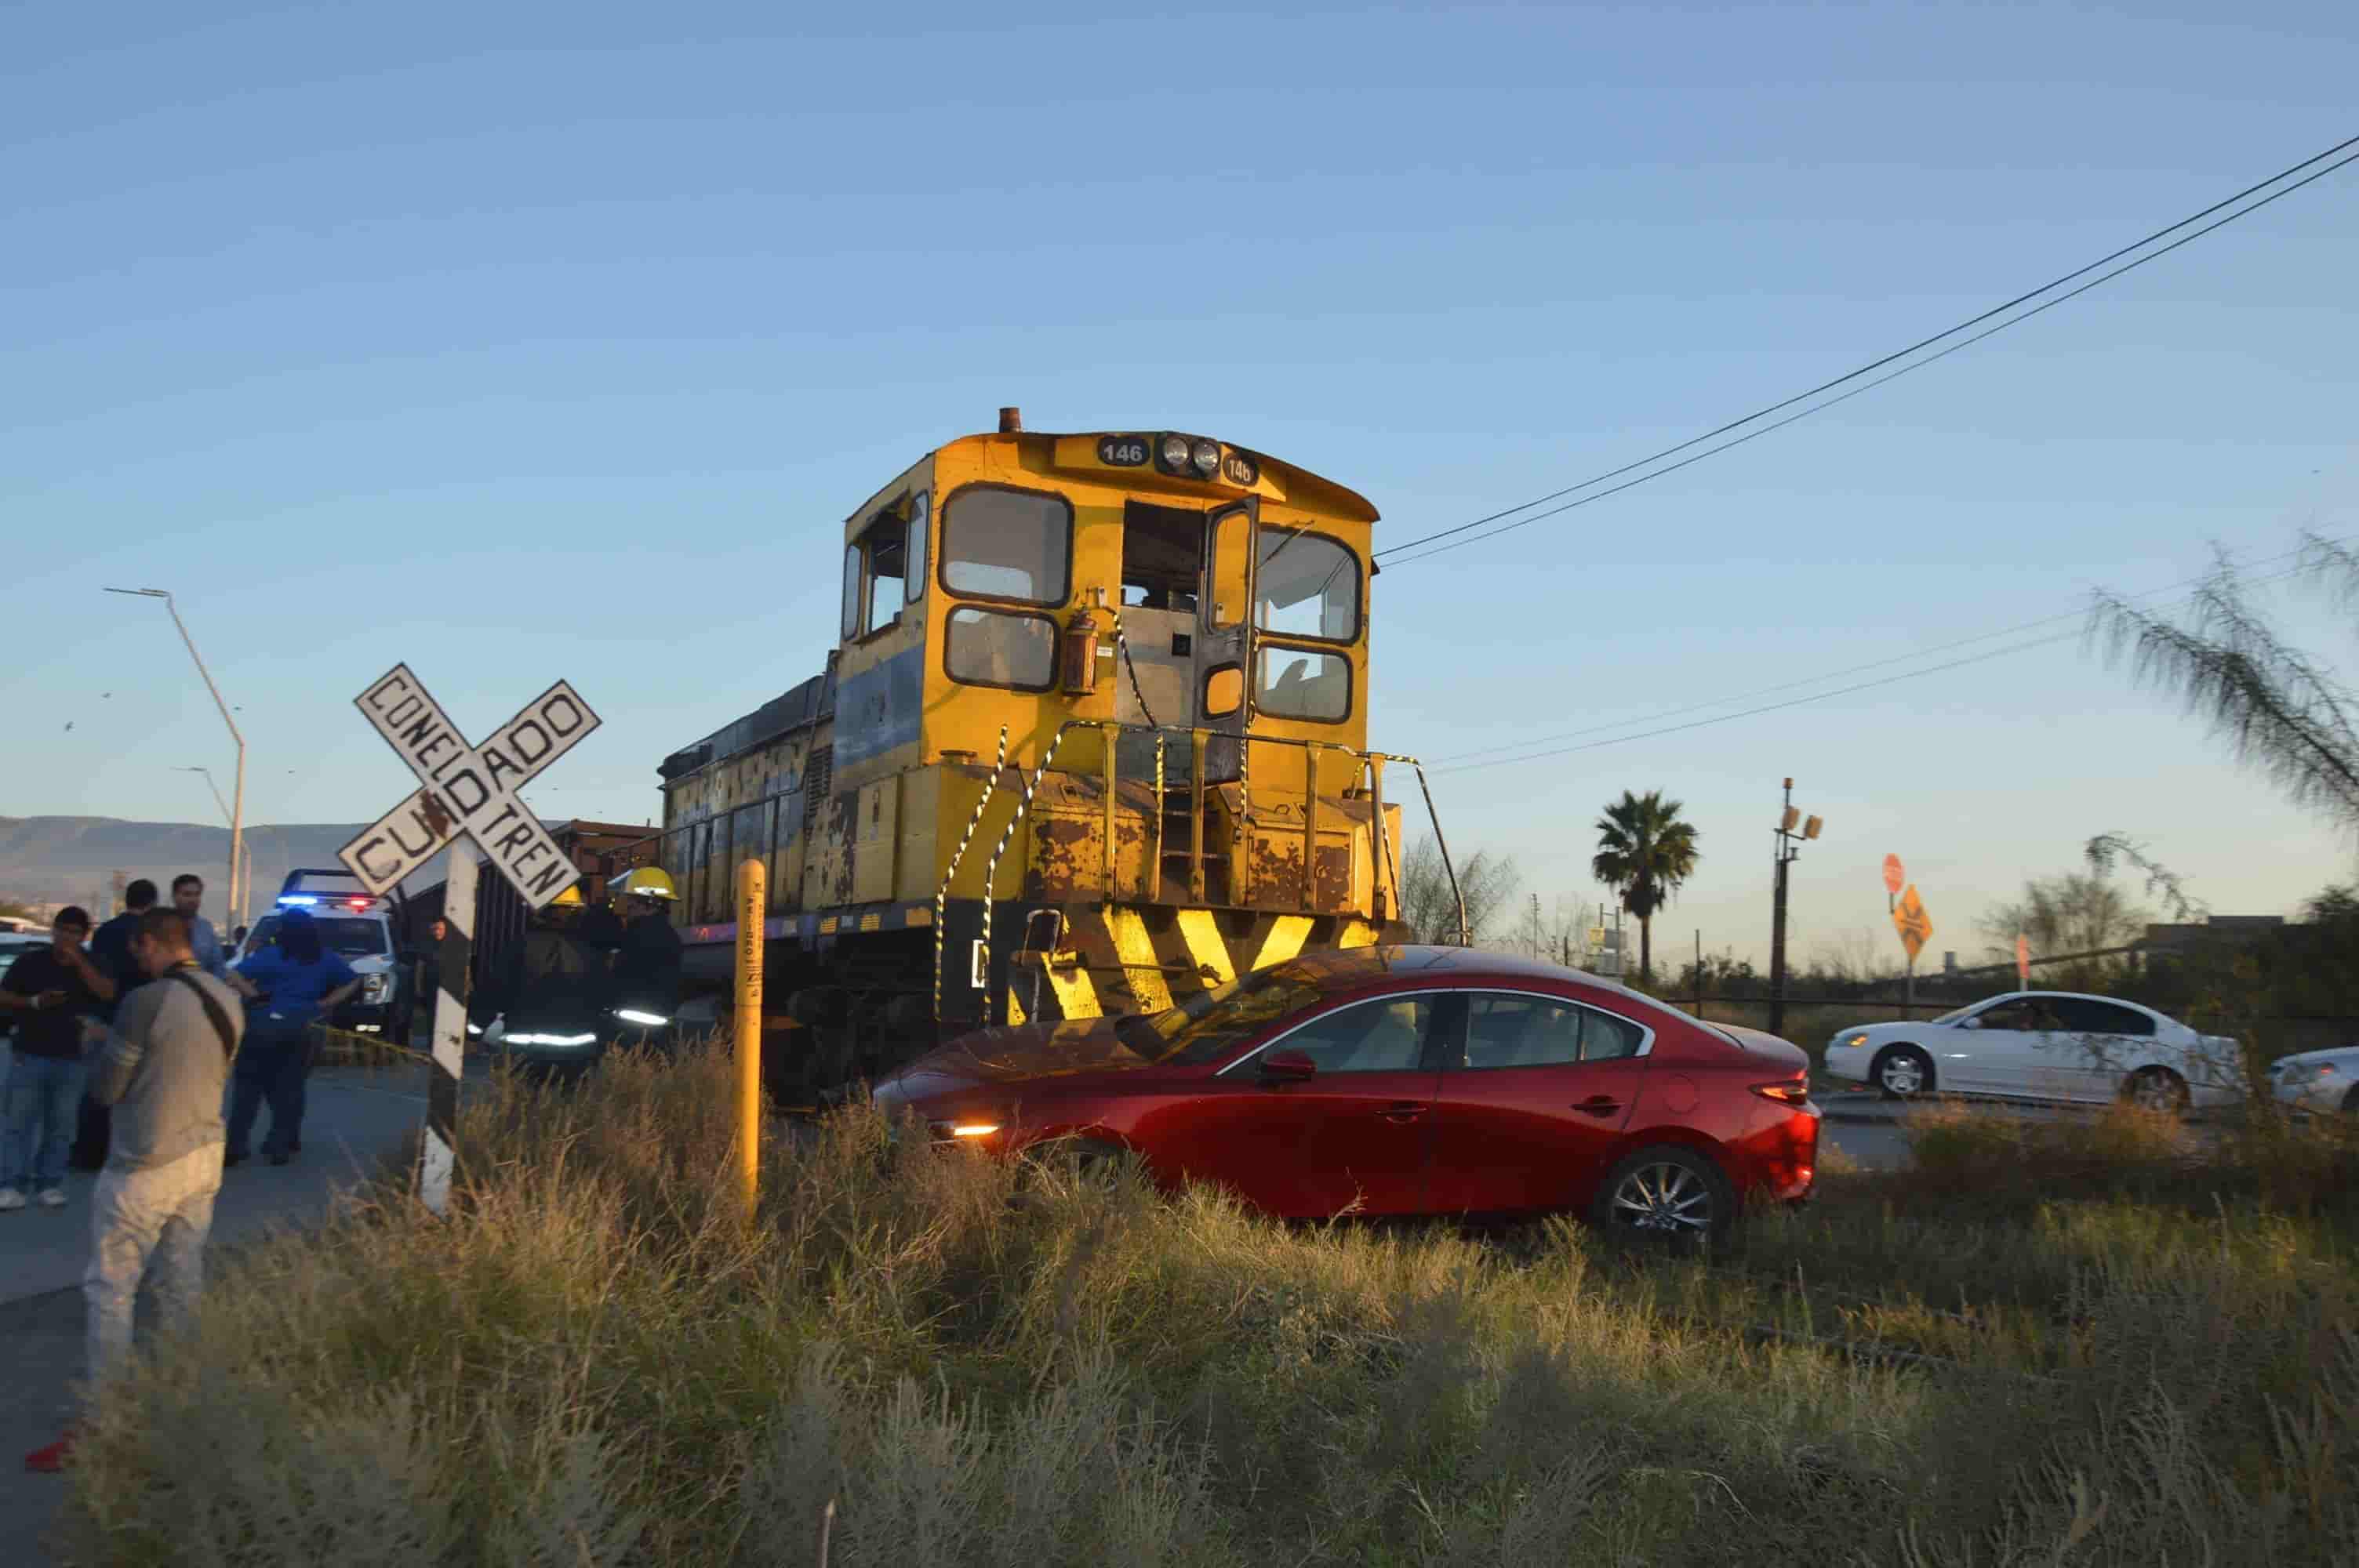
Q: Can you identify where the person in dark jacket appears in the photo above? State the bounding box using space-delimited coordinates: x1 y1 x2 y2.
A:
225 909 359 1166
610 880 683 1032
486 889 608 1072
71 880 158 1171
409 916 449 1047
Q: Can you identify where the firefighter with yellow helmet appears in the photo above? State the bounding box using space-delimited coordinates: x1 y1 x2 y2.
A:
480 878 608 1070
606 868 684 1040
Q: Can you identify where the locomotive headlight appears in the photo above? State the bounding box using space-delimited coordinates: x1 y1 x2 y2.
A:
1190 439 1220 476
1159 434 1192 470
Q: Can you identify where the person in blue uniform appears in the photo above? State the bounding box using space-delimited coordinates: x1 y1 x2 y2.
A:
225 909 359 1166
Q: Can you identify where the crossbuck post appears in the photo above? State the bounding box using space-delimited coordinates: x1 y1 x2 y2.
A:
420 848 476 1214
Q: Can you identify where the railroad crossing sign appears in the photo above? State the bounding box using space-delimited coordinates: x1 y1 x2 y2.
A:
337 664 602 909
1891 884 1933 964
1881 854 1905 898
338 663 600 1217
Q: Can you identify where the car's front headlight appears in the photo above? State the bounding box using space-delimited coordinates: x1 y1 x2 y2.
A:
360 974 391 1003
1837 1033 1867 1049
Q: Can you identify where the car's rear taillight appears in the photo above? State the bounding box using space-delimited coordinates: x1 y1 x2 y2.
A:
1751 1079 1812 1105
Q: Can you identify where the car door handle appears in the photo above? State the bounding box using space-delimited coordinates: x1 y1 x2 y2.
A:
1570 1096 1623 1116
1379 1102 1427 1123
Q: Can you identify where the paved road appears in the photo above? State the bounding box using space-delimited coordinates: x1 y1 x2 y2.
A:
0 1054 435 1568
1819 1104 1912 1169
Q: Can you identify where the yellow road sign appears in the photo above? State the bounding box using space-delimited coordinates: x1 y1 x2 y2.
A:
1892 883 1934 964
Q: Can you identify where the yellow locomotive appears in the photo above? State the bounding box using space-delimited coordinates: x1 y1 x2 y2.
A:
627 408 1462 1094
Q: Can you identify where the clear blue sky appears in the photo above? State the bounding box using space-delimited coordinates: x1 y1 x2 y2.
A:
5 1 2354 966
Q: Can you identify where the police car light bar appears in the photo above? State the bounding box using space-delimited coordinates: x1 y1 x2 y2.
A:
278 895 319 906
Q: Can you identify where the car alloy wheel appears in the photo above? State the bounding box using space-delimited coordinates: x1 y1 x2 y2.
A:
2125 1066 2190 1116
1605 1153 1718 1238
1874 1046 1933 1101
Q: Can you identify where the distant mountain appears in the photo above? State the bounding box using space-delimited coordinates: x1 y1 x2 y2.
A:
0 816 370 922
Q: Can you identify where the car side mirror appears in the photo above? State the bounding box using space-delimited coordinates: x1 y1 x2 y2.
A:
1960 1017 1982 1030
1259 1048 1316 1085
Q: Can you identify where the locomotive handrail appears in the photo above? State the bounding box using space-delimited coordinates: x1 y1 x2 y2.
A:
972 723 1074 1024
937 718 1469 1009
932 726 1009 1022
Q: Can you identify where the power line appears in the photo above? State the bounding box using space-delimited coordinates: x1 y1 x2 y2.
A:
1376 132 2359 567
1430 535 2336 764
1427 554 2320 776
1427 630 2081 775
1380 142 2359 571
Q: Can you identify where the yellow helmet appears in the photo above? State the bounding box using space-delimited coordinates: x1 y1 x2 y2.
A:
549 884 586 908
609 867 678 903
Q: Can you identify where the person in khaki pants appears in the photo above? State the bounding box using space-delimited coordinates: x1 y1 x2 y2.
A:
24 907 242 1474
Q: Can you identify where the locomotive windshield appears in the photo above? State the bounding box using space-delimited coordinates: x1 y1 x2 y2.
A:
1256 528 1358 641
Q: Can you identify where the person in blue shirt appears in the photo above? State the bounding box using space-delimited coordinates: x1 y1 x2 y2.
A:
170 875 228 980
225 909 359 1167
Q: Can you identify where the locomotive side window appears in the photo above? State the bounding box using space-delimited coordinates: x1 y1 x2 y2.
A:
860 510 908 637
941 485 1072 605
1256 528 1358 643
839 544 862 642
945 607 1057 691
1256 646 1350 723
906 491 929 604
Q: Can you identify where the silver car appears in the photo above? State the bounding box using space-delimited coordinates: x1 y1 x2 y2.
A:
2270 1047 2359 1115
1823 990 2243 1112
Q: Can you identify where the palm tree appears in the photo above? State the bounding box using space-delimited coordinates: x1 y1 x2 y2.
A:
2092 534 2359 829
1590 790 1700 982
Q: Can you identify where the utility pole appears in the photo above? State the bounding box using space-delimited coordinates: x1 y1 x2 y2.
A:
1768 778 1824 1039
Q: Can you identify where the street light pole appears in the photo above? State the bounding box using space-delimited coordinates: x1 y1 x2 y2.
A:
176 765 247 924
107 588 246 931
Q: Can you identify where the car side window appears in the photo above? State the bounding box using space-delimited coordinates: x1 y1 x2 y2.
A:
1974 1000 2035 1032
1271 996 1433 1074
2048 998 2155 1036
1459 993 1643 1069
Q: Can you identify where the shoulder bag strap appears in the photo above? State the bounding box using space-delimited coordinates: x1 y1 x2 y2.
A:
168 971 240 1059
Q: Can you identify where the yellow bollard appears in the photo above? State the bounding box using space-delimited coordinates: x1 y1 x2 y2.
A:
736 857 765 1222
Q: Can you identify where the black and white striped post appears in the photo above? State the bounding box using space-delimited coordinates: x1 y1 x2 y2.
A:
420 845 475 1214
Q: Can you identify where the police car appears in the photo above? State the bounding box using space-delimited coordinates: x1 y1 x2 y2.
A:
227 869 412 1042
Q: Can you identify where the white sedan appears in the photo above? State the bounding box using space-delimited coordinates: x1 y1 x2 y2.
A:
2270 1047 2359 1116
1823 990 2242 1112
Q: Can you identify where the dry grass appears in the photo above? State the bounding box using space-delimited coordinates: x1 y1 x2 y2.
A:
50 1044 2359 1566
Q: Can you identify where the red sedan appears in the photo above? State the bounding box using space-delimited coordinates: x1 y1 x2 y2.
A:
872 946 1819 1237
